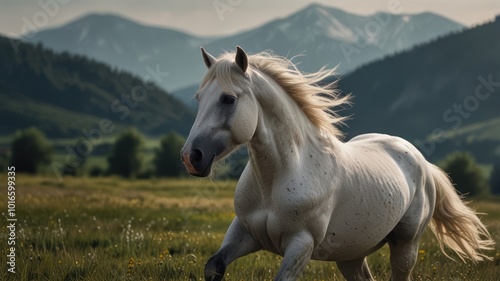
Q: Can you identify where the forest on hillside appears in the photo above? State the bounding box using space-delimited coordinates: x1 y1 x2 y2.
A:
0 36 194 138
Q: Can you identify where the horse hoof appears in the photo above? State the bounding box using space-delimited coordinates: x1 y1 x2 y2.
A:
204 272 222 281
205 255 226 281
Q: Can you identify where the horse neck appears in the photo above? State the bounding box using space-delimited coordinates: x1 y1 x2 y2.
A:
246 73 340 190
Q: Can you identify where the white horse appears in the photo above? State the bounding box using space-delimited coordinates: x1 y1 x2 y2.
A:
180 46 494 281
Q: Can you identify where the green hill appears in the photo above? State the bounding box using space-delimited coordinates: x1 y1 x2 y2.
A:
0 36 195 138
338 18 500 163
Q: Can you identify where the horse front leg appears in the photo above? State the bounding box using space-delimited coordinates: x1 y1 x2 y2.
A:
337 257 374 281
205 217 261 281
274 231 315 281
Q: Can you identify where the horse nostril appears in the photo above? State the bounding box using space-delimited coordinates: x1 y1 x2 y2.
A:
190 149 203 164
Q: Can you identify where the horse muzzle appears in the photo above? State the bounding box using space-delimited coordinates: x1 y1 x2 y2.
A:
181 146 217 177
181 132 231 177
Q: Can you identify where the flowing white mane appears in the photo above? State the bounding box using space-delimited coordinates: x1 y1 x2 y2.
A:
199 51 351 138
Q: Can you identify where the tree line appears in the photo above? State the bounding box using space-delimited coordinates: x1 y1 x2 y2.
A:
5 127 186 179
3 126 500 196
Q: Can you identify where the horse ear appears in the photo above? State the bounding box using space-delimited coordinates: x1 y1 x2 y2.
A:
235 46 248 73
201 47 216 68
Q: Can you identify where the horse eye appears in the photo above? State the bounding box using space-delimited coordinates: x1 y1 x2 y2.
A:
220 94 236 105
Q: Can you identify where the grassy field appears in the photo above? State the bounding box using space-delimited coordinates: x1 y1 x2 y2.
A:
1 175 499 280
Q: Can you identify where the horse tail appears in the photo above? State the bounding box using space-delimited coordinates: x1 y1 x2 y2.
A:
428 164 494 262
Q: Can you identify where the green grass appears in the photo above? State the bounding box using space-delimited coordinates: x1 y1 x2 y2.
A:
0 175 499 280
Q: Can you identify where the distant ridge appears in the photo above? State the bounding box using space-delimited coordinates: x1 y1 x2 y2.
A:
25 4 464 94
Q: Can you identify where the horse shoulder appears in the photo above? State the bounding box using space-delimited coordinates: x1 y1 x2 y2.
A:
271 164 335 237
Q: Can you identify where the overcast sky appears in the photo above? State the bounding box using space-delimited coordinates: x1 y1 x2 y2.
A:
1 0 499 38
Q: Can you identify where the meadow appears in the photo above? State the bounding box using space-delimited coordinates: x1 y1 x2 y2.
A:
1 175 499 280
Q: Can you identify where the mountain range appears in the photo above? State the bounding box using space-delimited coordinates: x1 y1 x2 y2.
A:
24 3 464 99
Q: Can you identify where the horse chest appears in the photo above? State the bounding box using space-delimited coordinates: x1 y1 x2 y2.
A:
236 204 283 254
235 181 330 255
